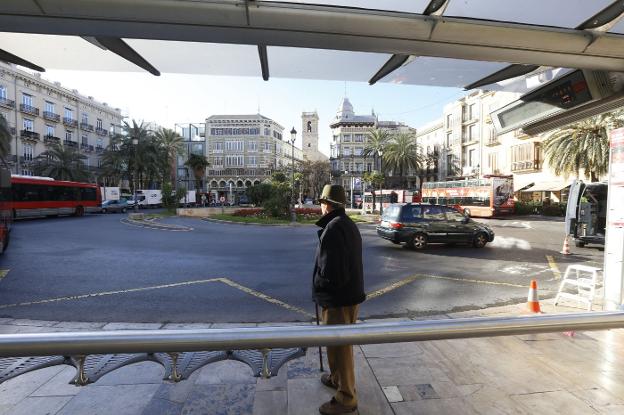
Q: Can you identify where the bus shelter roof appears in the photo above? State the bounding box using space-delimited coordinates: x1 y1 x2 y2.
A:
1 1 624 91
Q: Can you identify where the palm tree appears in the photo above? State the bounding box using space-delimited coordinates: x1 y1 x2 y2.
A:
33 143 89 181
0 114 11 166
383 132 423 188
543 110 624 182
154 127 184 184
185 153 210 202
99 134 126 186
363 128 390 172
123 120 160 189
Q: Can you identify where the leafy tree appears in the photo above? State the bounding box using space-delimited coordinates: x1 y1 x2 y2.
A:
161 182 177 212
184 153 210 202
271 171 287 183
264 182 291 217
383 132 423 188
33 143 89 181
543 110 624 182
100 134 126 186
0 114 11 164
176 185 188 206
300 160 331 200
363 171 384 209
155 128 184 184
246 183 274 206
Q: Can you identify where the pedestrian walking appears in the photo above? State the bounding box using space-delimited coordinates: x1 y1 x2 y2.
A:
312 184 365 415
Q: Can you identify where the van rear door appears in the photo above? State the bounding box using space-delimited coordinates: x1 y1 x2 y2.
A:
565 179 585 236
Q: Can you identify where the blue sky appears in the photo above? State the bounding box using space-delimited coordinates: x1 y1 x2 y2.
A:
46 70 465 154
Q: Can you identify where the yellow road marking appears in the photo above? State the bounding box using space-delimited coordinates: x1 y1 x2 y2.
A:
0 269 9 280
219 278 315 318
0 277 314 318
367 273 533 300
0 278 223 310
546 255 562 280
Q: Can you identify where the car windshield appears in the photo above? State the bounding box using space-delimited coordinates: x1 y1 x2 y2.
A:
381 205 401 221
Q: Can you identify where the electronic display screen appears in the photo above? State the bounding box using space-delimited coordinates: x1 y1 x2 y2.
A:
497 70 594 129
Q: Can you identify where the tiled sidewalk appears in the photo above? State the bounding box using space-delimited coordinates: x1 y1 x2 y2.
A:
0 302 623 414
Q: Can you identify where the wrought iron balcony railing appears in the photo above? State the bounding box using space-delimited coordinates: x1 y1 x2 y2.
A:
95 127 108 136
95 146 104 153
44 135 61 144
19 104 39 116
0 97 15 109
80 122 94 132
43 112 61 122
63 118 78 128
64 140 78 148
20 130 40 140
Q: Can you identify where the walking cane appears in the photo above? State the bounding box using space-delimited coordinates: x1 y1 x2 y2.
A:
315 303 324 372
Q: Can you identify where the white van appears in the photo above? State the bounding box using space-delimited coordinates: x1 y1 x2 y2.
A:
565 180 607 247
137 190 162 208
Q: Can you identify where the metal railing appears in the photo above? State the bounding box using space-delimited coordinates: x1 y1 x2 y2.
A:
1 312 623 358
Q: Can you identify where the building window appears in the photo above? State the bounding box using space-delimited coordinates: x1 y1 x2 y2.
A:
97 118 103 129
23 118 34 131
0 86 6 100
248 141 258 152
446 114 453 129
66 130 73 141
64 108 73 120
82 135 88 145
488 152 499 174
23 143 33 161
355 163 363 172
21 169 33 176
213 156 223 166
446 154 454 175
213 141 224 152
98 158 103 168
446 132 452 147
469 149 476 167
82 113 88 124
343 134 351 142
344 147 351 156
263 142 271 152
45 101 54 113
264 128 270 136
97 137 103 148
469 103 478 120
248 156 257 166
367 163 372 172
22 93 33 107
354 134 363 142
46 124 55 136
225 141 243 151
511 142 542 171
354 147 363 156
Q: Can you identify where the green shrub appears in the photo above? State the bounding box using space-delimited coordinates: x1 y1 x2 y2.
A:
161 182 177 212
543 203 565 216
514 200 543 215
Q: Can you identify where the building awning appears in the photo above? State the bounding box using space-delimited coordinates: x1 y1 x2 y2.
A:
519 181 571 192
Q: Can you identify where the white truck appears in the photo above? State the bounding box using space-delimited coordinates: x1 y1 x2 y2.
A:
100 186 120 201
178 190 196 207
136 189 163 208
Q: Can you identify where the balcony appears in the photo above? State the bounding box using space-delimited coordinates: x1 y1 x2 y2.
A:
95 146 104 153
43 111 60 122
485 137 501 146
511 160 542 173
63 118 77 128
64 140 78 148
0 97 15 109
44 135 61 145
95 127 108 136
80 143 94 152
462 135 479 145
19 104 39 117
20 130 40 140
80 122 94 132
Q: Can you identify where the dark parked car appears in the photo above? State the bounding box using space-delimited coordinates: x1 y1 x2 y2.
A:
376 203 495 249
101 199 129 213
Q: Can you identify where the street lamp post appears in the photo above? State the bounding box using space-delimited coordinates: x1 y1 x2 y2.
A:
378 149 384 217
132 137 139 212
290 127 297 223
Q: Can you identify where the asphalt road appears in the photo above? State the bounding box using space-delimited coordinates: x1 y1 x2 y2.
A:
0 213 604 323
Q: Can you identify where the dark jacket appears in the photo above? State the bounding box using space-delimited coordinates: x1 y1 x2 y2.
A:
312 208 365 308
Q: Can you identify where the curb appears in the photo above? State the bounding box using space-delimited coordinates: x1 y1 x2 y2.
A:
121 218 194 232
200 217 308 227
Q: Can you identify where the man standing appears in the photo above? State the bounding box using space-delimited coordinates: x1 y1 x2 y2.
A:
313 184 365 415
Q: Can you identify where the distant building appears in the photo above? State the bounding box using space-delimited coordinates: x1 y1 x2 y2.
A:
415 119 443 184
301 111 328 162
204 114 303 204
0 61 122 177
329 97 417 206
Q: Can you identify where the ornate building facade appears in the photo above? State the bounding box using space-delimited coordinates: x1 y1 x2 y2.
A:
0 61 122 177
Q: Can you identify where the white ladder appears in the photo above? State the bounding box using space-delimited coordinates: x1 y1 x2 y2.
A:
554 264 601 311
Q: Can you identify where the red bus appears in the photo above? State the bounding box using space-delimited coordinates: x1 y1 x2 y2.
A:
421 176 515 218
0 168 12 253
363 189 421 214
11 175 101 219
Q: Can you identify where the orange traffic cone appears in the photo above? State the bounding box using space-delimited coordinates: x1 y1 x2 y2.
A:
561 235 571 255
527 280 542 313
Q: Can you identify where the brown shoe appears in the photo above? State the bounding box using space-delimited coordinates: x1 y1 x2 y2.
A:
319 398 357 415
320 373 337 389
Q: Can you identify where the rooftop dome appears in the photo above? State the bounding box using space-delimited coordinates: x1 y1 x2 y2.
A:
335 97 354 120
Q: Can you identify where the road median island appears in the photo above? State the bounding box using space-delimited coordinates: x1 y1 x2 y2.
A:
122 215 194 231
